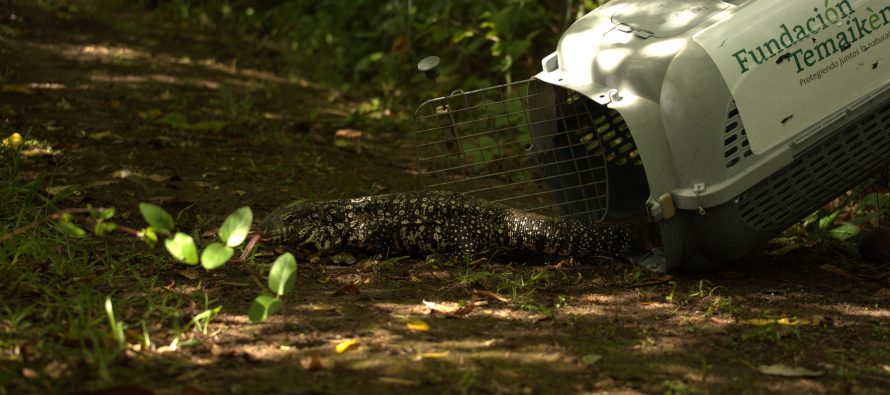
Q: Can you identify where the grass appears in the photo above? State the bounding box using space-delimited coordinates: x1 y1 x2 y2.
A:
0 148 219 393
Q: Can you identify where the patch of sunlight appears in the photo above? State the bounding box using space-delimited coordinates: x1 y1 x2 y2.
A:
820 303 890 319
80 44 143 59
24 82 65 90
596 48 633 74
641 38 688 57
470 349 564 364
663 8 701 30
87 72 220 89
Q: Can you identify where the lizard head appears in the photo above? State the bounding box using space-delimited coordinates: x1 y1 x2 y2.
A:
258 200 346 251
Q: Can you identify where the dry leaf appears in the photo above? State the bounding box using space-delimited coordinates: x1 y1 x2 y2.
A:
581 354 603 365
2 84 35 95
300 354 326 371
335 338 359 353
417 351 449 359
335 128 363 139
758 364 824 377
406 320 430 332
331 252 356 265
378 377 420 386
87 131 123 142
872 288 890 300
628 274 674 288
21 367 39 379
331 282 360 296
820 263 852 278
422 300 482 318
45 185 76 196
178 268 200 280
474 290 511 303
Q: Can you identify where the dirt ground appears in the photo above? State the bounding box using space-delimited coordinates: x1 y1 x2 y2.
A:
2 4 890 395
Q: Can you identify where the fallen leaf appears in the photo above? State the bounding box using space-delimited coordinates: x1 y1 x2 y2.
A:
45 185 76 196
422 300 483 318
474 290 511 303
581 354 603 365
330 282 360 296
417 351 449 359
300 354 326 371
758 364 824 377
741 318 811 326
2 84 35 95
628 274 674 288
137 109 162 120
406 320 430 332
87 131 123 142
230 190 246 197
766 243 801 255
820 263 852 278
57 98 72 110
872 288 890 300
378 377 420 386
178 268 200 280
0 104 16 116
21 367 39 379
335 338 359 353
335 128 363 139
331 252 356 265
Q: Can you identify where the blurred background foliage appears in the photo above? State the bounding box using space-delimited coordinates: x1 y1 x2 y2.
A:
38 0 602 114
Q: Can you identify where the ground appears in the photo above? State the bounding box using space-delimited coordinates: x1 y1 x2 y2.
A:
2 4 890 395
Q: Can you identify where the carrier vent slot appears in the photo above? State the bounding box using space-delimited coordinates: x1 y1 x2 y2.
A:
724 99 754 168
736 100 890 231
414 80 645 222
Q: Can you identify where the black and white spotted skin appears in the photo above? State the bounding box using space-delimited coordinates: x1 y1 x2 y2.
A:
259 191 648 258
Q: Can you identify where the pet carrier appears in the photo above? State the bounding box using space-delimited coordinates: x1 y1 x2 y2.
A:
414 0 890 271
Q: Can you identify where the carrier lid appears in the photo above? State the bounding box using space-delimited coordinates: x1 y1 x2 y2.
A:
611 0 730 38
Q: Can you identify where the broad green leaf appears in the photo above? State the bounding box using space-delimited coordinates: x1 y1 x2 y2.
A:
268 253 297 296
219 206 252 247
58 212 86 238
165 232 198 265
94 221 118 236
818 211 840 231
201 242 233 270
60 221 87 238
99 207 115 220
829 223 860 240
248 294 281 322
140 227 158 247
139 203 174 233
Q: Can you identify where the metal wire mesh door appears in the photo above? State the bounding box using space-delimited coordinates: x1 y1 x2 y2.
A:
413 79 614 222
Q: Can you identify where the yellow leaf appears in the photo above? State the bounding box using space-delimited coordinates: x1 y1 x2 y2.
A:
335 338 359 353
1 84 35 96
2 132 23 149
406 320 430 332
777 317 811 326
418 351 449 359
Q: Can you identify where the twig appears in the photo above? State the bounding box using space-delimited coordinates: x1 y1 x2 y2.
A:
0 208 88 243
627 274 674 288
0 207 141 243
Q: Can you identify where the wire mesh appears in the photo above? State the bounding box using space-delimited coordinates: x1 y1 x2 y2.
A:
414 80 625 222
